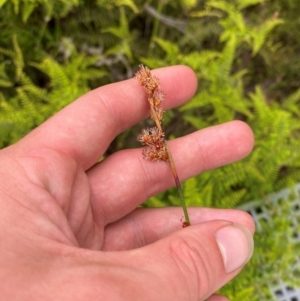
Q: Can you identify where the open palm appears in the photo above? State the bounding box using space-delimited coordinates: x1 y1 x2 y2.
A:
0 66 254 301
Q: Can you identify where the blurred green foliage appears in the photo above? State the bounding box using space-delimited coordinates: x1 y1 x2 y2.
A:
0 0 300 299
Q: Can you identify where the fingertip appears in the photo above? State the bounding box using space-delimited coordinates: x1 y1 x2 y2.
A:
189 208 256 236
231 120 255 157
174 65 198 99
233 210 256 235
152 65 198 107
216 223 254 274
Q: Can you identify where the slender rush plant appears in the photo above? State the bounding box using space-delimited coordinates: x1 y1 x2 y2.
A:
135 65 190 227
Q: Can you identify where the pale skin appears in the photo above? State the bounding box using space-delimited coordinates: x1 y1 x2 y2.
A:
0 66 255 301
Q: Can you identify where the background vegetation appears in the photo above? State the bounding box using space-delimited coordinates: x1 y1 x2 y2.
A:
0 0 299 299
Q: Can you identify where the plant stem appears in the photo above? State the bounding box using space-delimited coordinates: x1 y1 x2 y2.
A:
150 106 190 225
164 142 190 225
150 106 163 132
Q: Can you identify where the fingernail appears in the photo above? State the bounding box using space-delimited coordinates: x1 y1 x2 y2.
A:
215 224 254 273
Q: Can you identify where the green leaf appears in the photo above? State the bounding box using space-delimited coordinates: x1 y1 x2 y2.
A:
103 6 130 40
183 177 199 206
0 63 12 87
0 0 7 8
22 1 37 23
252 19 284 55
154 37 180 61
182 115 208 130
31 57 70 89
216 35 237 79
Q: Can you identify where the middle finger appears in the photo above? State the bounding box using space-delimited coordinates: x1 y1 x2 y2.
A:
87 121 254 226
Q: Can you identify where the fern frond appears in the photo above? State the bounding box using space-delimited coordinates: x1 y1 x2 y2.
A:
139 57 166 69
21 1 37 23
199 183 214 207
182 115 209 130
218 189 247 208
183 177 200 206
249 86 273 130
214 35 237 80
252 19 284 55
0 63 13 87
181 50 220 75
146 195 166 207
179 90 212 111
20 73 48 102
209 1 246 33
282 87 300 114
16 87 36 120
103 6 133 61
0 47 14 57
103 6 130 40
208 1 236 15
0 79 13 87
31 57 70 89
153 37 180 64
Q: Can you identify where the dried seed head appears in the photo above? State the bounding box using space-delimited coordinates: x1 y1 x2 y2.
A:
142 145 168 162
136 65 167 162
135 65 160 97
137 127 165 147
151 90 165 107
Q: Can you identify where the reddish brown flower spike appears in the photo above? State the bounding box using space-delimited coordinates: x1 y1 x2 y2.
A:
142 146 168 162
135 64 191 226
134 65 160 96
137 127 163 146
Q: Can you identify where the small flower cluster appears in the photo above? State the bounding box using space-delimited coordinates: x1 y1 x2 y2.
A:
137 127 168 161
135 65 168 161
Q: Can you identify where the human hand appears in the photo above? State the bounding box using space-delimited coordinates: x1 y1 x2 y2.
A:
0 66 254 301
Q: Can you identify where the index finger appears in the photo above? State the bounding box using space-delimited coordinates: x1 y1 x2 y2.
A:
18 66 198 170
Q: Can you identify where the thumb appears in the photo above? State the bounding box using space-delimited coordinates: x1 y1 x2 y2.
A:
134 220 254 301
